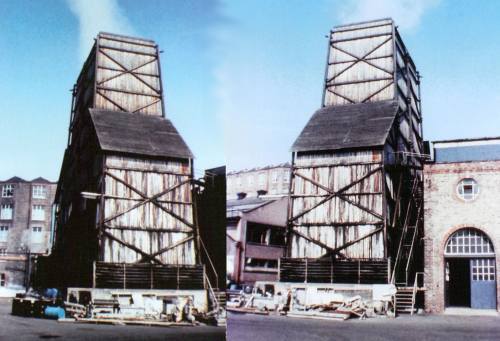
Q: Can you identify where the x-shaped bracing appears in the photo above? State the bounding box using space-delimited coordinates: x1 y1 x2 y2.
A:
290 166 384 256
325 35 394 104
96 48 162 113
102 171 194 264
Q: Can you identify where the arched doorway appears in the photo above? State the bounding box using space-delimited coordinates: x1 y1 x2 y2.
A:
444 228 496 309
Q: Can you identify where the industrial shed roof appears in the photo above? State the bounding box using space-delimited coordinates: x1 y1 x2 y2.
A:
291 100 398 152
90 109 193 159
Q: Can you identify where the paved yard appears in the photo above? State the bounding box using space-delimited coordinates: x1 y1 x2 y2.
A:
228 311 500 341
0 298 225 340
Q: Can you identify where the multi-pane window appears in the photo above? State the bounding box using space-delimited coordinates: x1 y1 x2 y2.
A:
445 228 494 256
0 226 8 242
32 205 45 221
283 172 289 183
247 176 254 186
0 205 13 220
32 185 46 199
457 178 479 201
32 226 43 243
0 249 6 256
471 259 496 281
0 273 5 286
1 184 13 197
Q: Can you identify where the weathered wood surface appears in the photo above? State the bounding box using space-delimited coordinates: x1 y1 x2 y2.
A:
280 258 388 284
101 156 196 265
289 151 385 259
94 262 204 289
95 33 163 116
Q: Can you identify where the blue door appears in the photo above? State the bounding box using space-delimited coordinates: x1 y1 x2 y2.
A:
470 258 496 309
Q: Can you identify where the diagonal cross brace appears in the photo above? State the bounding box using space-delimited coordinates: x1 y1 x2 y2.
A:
99 48 160 95
98 57 157 86
103 171 194 229
290 166 383 222
327 36 392 83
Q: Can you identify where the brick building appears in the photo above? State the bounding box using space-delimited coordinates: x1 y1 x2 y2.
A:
0 177 56 293
227 164 290 200
424 138 500 313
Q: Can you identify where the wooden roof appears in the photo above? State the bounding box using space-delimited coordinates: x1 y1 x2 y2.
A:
90 109 193 159
291 100 398 152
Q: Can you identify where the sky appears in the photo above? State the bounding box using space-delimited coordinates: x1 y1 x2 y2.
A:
1 0 499 181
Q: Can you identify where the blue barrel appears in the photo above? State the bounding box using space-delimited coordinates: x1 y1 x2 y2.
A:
44 306 65 320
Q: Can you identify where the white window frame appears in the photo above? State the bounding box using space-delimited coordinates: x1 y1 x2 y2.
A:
1 184 13 198
0 273 5 286
236 177 242 187
31 226 43 244
445 228 494 257
32 185 46 199
0 204 13 220
0 226 8 242
32 205 45 221
0 249 6 256
247 176 254 186
456 178 479 201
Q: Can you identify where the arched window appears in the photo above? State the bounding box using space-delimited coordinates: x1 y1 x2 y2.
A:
445 228 494 256
456 178 479 201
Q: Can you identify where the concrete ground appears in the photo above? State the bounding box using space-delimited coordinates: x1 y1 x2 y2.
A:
228 311 500 341
0 298 225 340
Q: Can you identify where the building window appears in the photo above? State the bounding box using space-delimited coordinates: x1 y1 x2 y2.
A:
236 177 242 188
245 258 278 270
0 205 13 220
471 259 496 281
247 176 254 186
0 226 8 242
0 273 5 287
283 171 289 183
445 228 494 256
32 226 43 244
246 223 285 246
1 184 13 197
0 249 6 256
457 178 479 201
32 185 46 199
32 205 45 221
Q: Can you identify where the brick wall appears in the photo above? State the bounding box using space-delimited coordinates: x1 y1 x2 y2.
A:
424 161 500 312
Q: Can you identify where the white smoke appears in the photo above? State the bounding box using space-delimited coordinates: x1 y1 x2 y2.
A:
337 0 440 30
66 0 136 61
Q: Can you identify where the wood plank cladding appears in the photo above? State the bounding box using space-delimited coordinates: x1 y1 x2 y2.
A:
323 18 420 115
94 262 204 289
50 32 199 290
280 258 388 284
95 33 163 116
102 156 196 265
289 151 385 259
287 19 425 286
